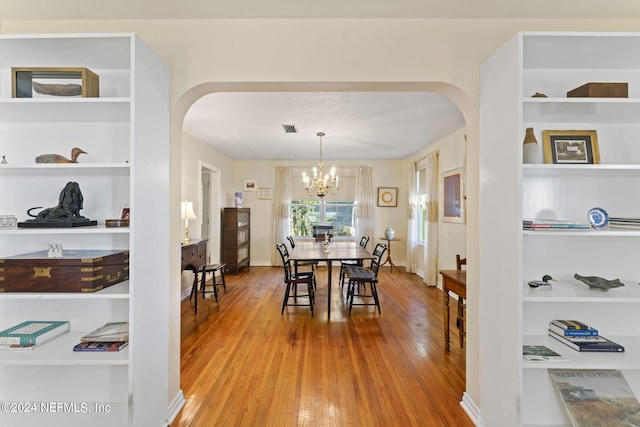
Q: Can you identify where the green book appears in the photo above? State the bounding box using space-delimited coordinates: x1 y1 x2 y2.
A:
0 321 69 347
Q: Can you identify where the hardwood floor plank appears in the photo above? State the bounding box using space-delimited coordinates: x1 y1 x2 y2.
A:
172 266 472 427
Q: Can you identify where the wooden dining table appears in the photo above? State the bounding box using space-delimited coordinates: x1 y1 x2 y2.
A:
289 240 374 318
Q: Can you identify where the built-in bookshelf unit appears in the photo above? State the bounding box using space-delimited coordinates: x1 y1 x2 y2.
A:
222 208 250 274
0 34 170 427
480 32 640 426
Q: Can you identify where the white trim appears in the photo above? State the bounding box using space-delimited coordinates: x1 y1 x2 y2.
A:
460 391 481 426
164 390 186 426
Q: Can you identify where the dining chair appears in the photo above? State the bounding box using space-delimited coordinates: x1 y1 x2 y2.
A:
344 242 387 315
287 236 318 287
276 243 315 315
339 236 370 289
455 254 466 335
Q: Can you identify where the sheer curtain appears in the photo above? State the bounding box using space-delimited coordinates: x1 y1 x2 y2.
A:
354 166 374 240
405 162 418 273
423 151 439 286
272 166 292 265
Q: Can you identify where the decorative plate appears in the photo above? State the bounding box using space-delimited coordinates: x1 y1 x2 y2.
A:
587 207 609 229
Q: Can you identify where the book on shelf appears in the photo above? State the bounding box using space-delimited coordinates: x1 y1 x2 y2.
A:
523 222 591 230
609 217 640 230
0 320 69 350
551 320 593 331
549 331 625 352
549 323 598 337
81 321 128 343
73 341 129 352
522 345 566 361
549 369 640 427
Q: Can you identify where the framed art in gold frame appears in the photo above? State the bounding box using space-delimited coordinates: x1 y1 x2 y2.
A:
377 187 398 207
542 130 600 164
442 168 464 224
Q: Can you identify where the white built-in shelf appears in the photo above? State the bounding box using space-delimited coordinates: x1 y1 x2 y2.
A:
0 98 131 122
0 281 130 300
0 331 129 366
523 229 640 237
523 164 640 177
0 226 130 235
523 97 640 123
523 280 640 302
523 334 640 370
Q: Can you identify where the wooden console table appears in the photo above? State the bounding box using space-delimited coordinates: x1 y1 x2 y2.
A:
182 238 208 292
439 269 466 352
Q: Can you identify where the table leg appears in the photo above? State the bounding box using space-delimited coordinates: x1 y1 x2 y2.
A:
443 289 451 352
327 260 332 318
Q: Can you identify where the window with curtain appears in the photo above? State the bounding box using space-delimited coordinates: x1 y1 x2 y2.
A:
290 200 356 237
416 166 427 244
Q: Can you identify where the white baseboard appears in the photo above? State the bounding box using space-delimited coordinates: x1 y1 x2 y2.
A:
461 391 481 426
165 389 186 426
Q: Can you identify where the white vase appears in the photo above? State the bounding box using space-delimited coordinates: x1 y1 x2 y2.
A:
384 227 395 240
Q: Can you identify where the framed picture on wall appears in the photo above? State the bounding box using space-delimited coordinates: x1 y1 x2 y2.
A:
377 187 398 207
243 179 257 192
442 168 464 223
258 188 272 200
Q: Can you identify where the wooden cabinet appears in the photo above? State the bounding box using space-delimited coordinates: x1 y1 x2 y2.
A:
0 33 170 427
222 208 250 274
480 32 640 426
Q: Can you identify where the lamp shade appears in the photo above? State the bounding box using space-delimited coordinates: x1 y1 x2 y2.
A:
181 201 197 220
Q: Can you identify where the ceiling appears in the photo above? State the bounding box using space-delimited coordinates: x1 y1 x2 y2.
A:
3 0 639 161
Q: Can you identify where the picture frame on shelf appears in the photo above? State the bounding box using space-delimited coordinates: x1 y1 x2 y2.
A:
377 187 398 207
243 179 257 192
442 168 465 224
542 130 600 164
120 203 130 220
257 188 272 200
11 67 99 98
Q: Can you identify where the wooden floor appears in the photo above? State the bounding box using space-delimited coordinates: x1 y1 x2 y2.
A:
171 265 473 427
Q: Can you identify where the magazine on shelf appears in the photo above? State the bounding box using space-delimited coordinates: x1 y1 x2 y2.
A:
522 345 566 361
549 369 640 427
73 341 129 352
551 320 593 331
549 331 624 352
549 323 598 337
0 320 69 349
81 321 129 343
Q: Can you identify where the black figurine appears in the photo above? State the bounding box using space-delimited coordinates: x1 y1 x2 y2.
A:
18 181 97 228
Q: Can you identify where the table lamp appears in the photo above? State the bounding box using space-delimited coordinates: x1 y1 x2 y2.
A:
181 200 197 243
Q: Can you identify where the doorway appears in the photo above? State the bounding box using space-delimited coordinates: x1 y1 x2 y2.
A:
200 162 221 264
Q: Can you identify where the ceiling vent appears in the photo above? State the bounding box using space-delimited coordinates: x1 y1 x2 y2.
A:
282 124 297 133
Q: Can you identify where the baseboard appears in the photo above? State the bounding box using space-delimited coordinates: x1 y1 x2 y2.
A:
461 391 481 426
165 389 186 426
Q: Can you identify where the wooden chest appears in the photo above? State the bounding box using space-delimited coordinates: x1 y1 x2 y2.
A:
0 249 129 293
567 82 628 98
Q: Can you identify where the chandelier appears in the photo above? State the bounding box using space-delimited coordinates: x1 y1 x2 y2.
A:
302 132 339 198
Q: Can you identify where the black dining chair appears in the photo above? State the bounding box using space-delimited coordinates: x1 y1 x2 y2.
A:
456 254 467 334
344 242 386 315
286 236 318 288
276 243 315 315
339 236 370 289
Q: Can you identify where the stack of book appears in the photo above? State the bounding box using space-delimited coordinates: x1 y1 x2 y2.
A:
548 319 624 352
73 321 129 352
0 320 69 351
609 217 640 230
523 219 590 231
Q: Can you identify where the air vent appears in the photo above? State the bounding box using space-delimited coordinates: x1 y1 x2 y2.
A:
282 124 297 133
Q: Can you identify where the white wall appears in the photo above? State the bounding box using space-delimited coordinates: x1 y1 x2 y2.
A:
6 17 640 426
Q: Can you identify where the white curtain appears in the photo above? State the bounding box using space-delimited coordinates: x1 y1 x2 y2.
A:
423 151 439 286
354 166 374 240
405 162 418 273
272 166 292 266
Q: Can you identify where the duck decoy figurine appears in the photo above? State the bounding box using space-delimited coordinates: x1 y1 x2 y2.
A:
36 147 87 163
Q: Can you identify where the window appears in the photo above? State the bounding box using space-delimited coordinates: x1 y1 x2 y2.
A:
290 200 356 238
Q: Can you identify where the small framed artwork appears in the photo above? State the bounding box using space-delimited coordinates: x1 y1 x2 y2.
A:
542 130 600 164
243 179 257 192
11 67 100 98
377 187 398 207
442 168 464 224
120 203 130 220
258 188 272 200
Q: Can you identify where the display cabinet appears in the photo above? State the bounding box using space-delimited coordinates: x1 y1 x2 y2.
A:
480 32 640 426
222 208 250 274
0 33 170 427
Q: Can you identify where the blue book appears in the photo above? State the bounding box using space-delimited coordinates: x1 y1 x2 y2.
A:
549 323 598 337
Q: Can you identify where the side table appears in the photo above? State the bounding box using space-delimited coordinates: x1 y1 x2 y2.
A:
379 237 401 273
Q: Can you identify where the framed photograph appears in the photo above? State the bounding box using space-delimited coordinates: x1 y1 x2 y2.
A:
258 188 272 200
377 187 398 207
243 179 257 192
120 203 130 220
442 168 464 223
542 130 600 164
